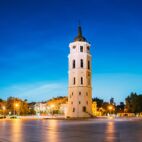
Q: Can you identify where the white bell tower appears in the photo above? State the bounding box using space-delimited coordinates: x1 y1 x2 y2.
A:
67 25 92 118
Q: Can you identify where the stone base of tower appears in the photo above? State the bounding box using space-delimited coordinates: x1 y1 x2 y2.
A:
66 86 92 118
66 106 93 118
66 110 93 118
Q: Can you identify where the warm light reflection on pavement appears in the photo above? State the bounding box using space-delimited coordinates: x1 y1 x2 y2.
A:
11 120 22 142
46 120 59 142
105 121 118 142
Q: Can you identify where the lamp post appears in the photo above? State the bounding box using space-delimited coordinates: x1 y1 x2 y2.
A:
2 106 6 119
50 104 55 118
14 103 19 116
108 105 113 116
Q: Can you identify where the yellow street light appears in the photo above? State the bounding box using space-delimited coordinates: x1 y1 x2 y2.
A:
15 103 19 108
108 105 114 117
50 104 55 108
108 105 113 111
2 106 6 110
14 103 20 116
15 103 19 107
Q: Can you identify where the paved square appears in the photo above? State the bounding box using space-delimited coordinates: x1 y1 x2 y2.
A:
0 118 142 142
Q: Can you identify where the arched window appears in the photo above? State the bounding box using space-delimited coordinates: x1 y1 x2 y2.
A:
73 77 76 85
81 77 83 85
87 46 90 51
80 59 83 68
80 46 83 52
73 60 75 68
88 60 90 69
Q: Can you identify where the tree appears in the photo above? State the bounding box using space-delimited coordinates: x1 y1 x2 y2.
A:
0 99 6 114
92 97 104 108
125 92 142 113
110 98 114 104
116 102 125 113
6 97 30 115
102 102 110 114
0 99 3 102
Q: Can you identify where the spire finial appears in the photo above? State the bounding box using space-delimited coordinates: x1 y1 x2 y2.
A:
78 21 82 37
78 20 81 27
74 22 87 42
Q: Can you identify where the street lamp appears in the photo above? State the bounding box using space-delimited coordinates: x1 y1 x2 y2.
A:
15 103 19 107
14 103 19 116
108 105 113 111
50 104 55 109
108 105 113 116
2 106 6 111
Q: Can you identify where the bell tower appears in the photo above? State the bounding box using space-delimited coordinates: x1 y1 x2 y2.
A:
67 25 92 118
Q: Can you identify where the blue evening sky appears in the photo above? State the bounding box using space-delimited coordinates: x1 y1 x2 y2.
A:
0 0 142 103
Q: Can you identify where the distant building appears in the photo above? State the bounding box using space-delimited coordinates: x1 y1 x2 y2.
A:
92 102 97 116
92 102 104 116
60 104 68 115
34 97 68 115
46 97 68 114
117 113 135 117
34 102 47 113
67 25 92 118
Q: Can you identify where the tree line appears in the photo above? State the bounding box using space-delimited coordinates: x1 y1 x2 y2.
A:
0 92 142 115
0 97 35 115
93 92 142 115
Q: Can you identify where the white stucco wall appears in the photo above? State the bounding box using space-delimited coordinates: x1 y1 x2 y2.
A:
67 41 92 118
